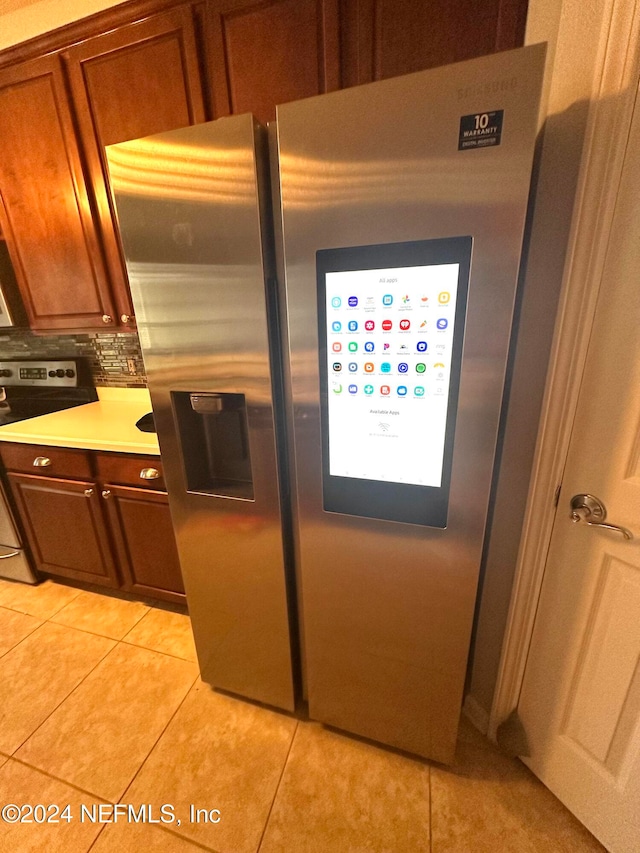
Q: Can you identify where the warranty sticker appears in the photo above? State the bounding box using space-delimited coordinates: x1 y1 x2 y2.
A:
458 110 504 150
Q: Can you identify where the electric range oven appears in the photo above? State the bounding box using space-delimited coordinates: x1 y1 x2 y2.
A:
0 358 98 583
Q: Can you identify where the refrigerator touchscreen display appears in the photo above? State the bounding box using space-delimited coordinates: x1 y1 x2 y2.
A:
317 237 472 527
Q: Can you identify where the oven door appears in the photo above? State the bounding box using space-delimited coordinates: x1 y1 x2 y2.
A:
0 481 37 583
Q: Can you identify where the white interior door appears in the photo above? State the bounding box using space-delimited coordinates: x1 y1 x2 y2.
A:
517 82 640 853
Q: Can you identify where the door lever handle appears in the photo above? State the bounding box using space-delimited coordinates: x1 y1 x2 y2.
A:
570 494 633 540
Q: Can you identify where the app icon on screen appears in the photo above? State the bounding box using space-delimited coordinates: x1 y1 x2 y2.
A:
402 294 410 304
434 361 445 368
366 296 375 306
397 385 408 396
348 296 358 307
420 296 429 304
332 342 342 352
398 362 409 373
414 386 425 396
331 297 341 308
381 385 391 396
399 319 411 331
383 343 391 351
348 362 358 372
348 320 358 331
348 342 358 352
382 294 393 306
382 319 393 331
348 384 358 394
380 362 391 373
332 321 342 332
438 292 451 304
419 320 428 329
364 320 375 331
416 363 426 373
436 318 448 330
417 341 428 352
333 362 342 372
364 384 374 395
332 383 342 394
364 341 374 353
364 362 375 373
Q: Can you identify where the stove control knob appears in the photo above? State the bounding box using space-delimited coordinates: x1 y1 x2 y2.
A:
48 370 56 378
65 369 75 378
55 369 65 378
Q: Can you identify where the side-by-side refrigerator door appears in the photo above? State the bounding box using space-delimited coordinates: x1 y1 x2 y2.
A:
275 44 545 761
106 115 296 712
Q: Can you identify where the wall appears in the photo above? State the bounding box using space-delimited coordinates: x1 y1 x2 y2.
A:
465 0 616 728
0 0 129 51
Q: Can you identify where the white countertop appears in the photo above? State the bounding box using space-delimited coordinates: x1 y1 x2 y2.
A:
0 387 160 455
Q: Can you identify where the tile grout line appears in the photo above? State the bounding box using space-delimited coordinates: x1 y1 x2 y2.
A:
103 671 225 852
84 821 109 853
118 603 153 643
255 719 299 853
118 636 196 664
0 607 43 661
8 754 114 803
6 633 118 758
115 668 201 804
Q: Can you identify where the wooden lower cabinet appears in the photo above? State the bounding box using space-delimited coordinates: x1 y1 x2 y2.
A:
7 472 120 588
103 484 185 603
2 445 185 605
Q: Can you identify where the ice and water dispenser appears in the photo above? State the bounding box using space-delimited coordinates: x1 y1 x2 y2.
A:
172 391 254 500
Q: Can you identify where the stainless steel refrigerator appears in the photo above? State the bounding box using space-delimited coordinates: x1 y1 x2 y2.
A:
106 43 545 763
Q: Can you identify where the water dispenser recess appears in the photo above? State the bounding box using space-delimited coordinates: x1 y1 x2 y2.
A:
172 391 254 499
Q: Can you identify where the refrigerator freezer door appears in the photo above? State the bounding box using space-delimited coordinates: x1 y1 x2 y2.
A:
276 44 546 761
107 115 296 711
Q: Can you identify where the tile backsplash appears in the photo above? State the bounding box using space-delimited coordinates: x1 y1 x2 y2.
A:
0 329 147 387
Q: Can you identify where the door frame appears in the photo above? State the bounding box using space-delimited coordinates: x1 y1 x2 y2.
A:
489 0 640 738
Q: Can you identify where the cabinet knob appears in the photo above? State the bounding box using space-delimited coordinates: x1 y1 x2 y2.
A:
101 489 111 499
33 456 51 467
139 467 160 480
84 488 94 497
120 314 134 324
102 314 113 324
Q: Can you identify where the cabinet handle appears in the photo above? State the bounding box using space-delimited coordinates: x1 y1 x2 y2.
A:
102 314 113 324
84 488 94 497
33 456 51 467
102 489 111 499
120 314 134 324
139 468 160 480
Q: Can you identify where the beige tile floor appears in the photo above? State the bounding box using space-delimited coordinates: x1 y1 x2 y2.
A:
0 577 606 853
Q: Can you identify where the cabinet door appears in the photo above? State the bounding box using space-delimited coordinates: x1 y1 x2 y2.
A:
7 473 119 588
0 55 116 331
102 484 185 604
64 6 207 327
205 0 340 124
341 0 529 87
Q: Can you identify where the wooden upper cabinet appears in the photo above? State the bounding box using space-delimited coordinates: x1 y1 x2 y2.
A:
0 55 116 331
64 6 207 328
205 0 340 124
341 0 529 87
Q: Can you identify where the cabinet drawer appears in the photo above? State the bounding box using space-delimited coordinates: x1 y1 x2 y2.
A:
0 442 92 479
96 453 166 490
